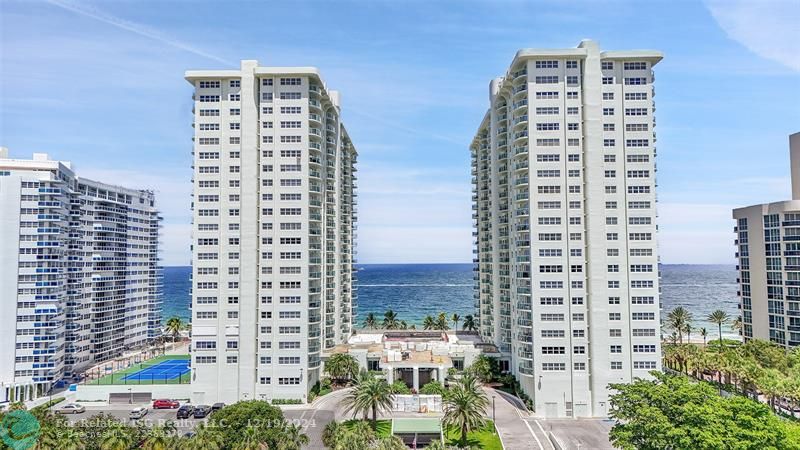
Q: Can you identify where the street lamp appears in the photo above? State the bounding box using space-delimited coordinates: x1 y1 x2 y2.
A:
492 395 496 423
128 388 133 404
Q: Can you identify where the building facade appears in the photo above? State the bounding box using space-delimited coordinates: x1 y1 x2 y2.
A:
186 61 357 404
470 40 662 418
0 150 162 404
733 132 800 349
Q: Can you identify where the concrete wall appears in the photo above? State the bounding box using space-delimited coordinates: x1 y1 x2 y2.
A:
75 384 194 403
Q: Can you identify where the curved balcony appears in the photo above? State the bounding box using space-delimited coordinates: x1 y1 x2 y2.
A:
309 113 322 125
513 114 528 129
309 128 323 139
309 99 322 111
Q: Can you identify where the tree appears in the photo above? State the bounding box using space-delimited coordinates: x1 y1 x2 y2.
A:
100 424 136 450
322 420 340 448
371 435 407 450
707 310 729 349
383 310 400 329
442 374 489 445
343 373 394 429
462 315 477 331
185 423 224 450
54 427 87 450
141 423 176 450
277 424 309 450
700 327 708 347
325 353 360 384
666 307 693 344
234 426 267 450
399 320 408 330
451 314 460 331
435 312 449 331
332 421 376 450
609 372 798 450
363 313 378 330
164 316 184 343
467 355 494 383
423 315 435 330
208 400 286 448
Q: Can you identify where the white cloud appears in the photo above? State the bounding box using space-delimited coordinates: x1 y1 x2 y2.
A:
706 0 800 72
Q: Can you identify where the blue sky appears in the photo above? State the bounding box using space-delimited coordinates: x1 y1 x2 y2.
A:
1 0 798 265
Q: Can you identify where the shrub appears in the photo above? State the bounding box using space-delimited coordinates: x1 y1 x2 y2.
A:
419 381 448 396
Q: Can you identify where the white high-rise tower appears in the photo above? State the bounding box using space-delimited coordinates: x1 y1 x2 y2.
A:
471 40 662 418
186 61 357 404
0 150 162 404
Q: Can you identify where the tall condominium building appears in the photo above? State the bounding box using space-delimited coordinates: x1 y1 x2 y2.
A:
733 132 800 349
0 150 162 404
185 61 357 404
470 40 662 418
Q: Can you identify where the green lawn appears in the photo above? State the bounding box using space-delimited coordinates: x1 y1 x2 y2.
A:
445 421 503 450
87 354 190 385
342 419 392 438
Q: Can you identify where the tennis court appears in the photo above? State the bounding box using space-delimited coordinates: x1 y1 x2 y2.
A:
122 358 190 382
85 355 191 385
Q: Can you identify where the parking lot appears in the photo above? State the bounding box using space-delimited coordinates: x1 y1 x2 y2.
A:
52 403 208 434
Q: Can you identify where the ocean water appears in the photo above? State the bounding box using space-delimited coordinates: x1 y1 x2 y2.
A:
161 264 740 338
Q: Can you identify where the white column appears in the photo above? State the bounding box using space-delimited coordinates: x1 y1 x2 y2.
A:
438 366 446 382
412 366 420 391
387 365 394 384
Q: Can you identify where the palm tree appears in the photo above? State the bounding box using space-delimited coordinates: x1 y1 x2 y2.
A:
399 320 408 330
451 313 461 331
186 423 224 450
234 427 266 450
383 309 400 329
277 424 309 450
700 327 708 347
462 315 477 331
343 372 394 429
324 353 360 384
165 316 184 343
100 424 135 450
423 315 435 330
141 423 176 450
372 436 407 450
363 313 378 330
442 374 489 445
436 312 450 331
322 421 340 448
55 428 87 450
424 441 447 450
708 310 729 349
666 307 693 344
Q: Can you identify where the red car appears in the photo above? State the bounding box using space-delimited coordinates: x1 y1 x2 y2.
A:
152 399 179 409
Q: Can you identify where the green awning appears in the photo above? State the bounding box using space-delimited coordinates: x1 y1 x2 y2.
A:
392 418 442 434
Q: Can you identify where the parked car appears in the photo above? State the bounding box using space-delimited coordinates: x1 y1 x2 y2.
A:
57 403 85 414
152 399 180 409
211 402 225 411
193 405 211 418
176 405 194 419
129 407 148 420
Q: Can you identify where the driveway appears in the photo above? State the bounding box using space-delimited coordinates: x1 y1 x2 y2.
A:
484 387 553 450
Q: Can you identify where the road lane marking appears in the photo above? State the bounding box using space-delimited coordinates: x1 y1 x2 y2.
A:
524 419 545 450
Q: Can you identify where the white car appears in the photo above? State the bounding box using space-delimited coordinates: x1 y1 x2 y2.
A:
129 406 148 420
57 403 85 414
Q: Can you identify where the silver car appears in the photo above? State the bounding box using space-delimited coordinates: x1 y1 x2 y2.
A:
57 403 85 414
129 406 148 420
